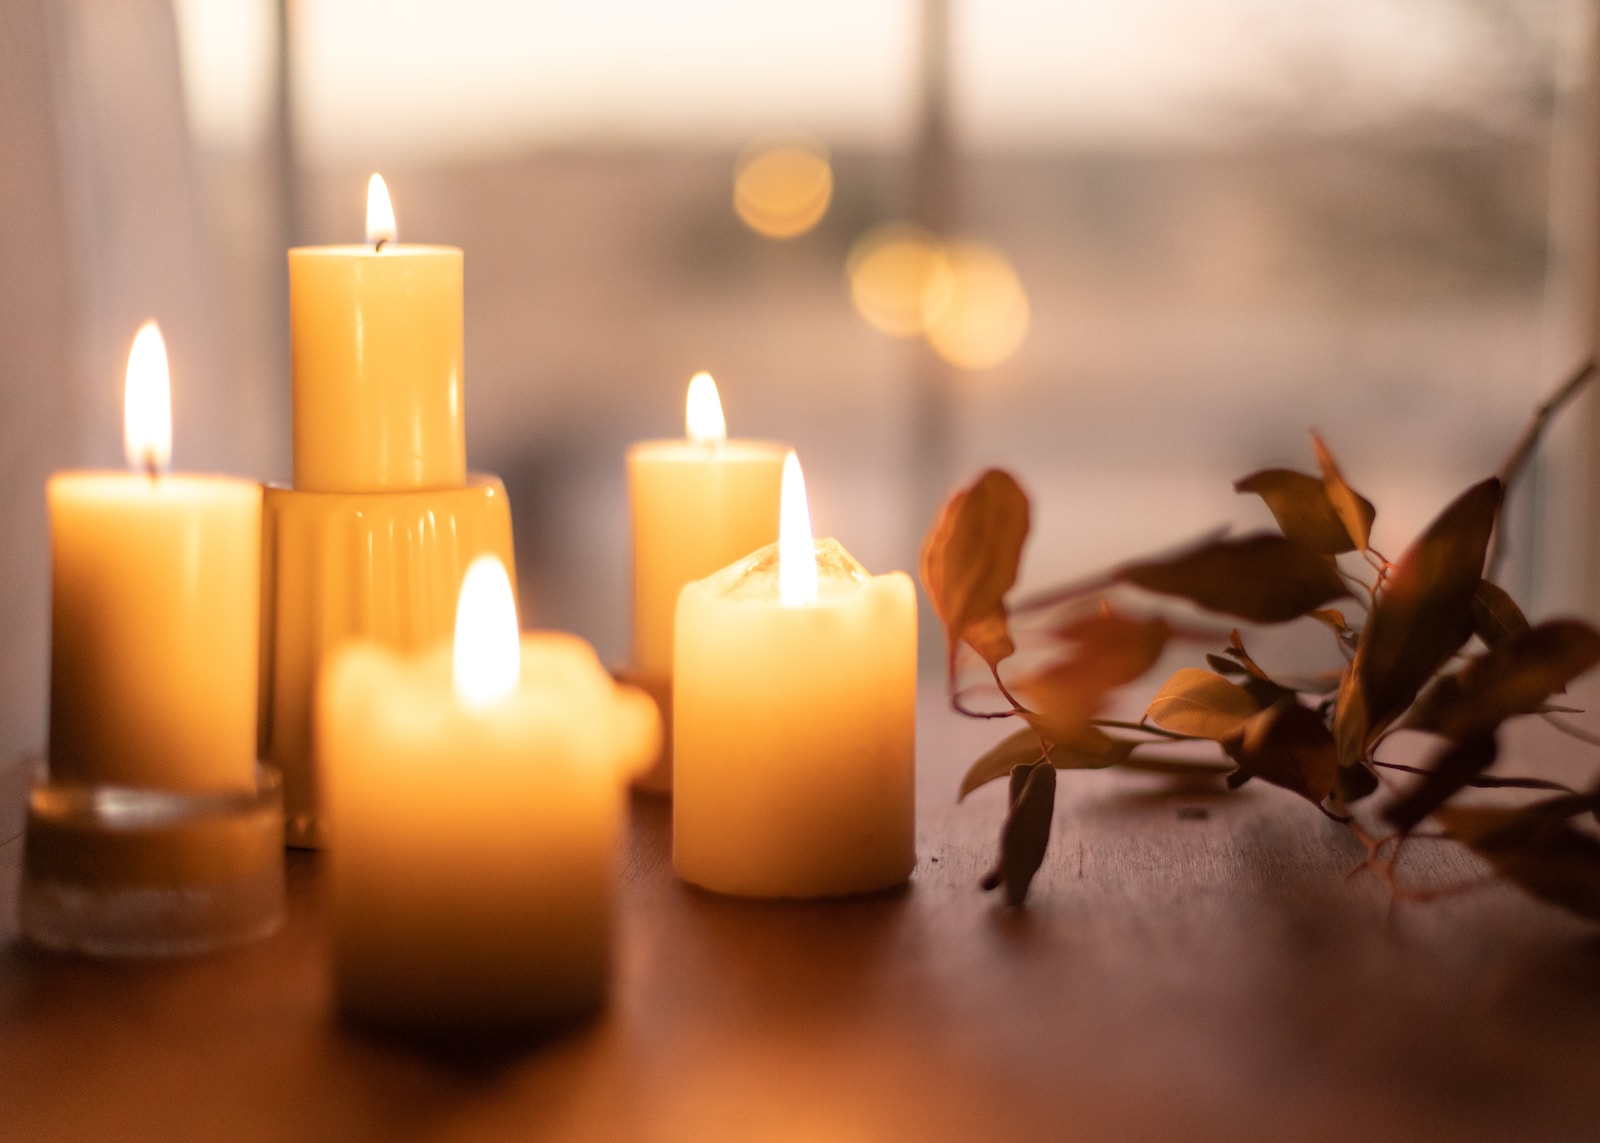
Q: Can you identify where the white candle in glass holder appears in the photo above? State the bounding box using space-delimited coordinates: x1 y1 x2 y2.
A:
47 321 261 793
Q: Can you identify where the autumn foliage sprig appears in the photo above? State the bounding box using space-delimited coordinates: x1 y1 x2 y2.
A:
919 361 1600 916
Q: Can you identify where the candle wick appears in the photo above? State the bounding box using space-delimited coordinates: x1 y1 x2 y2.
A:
373 237 389 253
143 452 159 480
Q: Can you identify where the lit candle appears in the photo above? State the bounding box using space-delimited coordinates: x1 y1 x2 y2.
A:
265 172 515 845
626 372 787 790
672 453 916 898
319 556 659 1032
288 173 465 492
47 322 262 792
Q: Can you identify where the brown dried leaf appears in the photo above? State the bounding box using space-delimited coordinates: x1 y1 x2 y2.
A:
1311 432 1377 552
1223 630 1297 706
919 469 1030 669
1116 533 1350 624
1333 666 1367 770
1404 619 1600 741
1383 733 1499 833
1307 608 1351 634
1336 760 1380 805
960 728 1046 802
980 760 1057 906
1207 653 1248 677
1224 630 1273 682
1222 699 1339 805
1471 579 1531 649
1145 668 1260 740
958 725 1137 801
1240 678 1296 711
1234 468 1364 554
1349 478 1502 742
1014 610 1170 741
1437 800 1600 921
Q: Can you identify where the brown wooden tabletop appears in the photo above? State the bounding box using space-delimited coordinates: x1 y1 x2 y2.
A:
3 693 1600 1143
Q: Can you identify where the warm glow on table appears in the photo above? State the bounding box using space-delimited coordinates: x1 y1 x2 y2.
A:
288 174 465 492
318 556 658 1031
673 453 916 898
47 322 261 793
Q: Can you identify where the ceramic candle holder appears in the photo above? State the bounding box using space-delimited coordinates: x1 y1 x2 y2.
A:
257 476 515 846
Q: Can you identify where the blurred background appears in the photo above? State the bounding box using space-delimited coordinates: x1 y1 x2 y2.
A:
4 0 1599 764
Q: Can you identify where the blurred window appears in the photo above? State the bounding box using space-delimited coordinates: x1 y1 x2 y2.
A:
171 0 1576 661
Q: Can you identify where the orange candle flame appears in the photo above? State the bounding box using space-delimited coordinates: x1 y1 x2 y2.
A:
778 451 817 607
453 556 520 708
685 372 726 444
366 173 397 249
124 320 172 474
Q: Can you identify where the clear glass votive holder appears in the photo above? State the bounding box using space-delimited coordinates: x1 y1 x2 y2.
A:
19 765 286 958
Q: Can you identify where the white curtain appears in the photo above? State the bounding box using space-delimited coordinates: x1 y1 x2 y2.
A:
0 0 279 824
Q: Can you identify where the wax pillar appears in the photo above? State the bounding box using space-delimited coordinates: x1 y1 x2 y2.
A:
629 441 787 680
626 373 785 791
28 321 278 958
288 244 464 492
47 322 261 793
673 456 916 898
264 175 515 845
49 476 261 791
319 561 658 1031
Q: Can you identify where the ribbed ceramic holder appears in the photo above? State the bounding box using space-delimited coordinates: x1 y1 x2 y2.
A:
20 765 286 958
258 476 516 847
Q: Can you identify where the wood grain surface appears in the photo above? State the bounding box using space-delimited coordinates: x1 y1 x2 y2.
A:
3 694 1599 1143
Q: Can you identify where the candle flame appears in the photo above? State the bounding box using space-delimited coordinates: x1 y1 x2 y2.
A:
453 556 520 708
778 451 817 607
685 372 727 444
366 173 397 248
123 320 172 473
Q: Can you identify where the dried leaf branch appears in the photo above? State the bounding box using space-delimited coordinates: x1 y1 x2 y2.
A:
922 372 1600 917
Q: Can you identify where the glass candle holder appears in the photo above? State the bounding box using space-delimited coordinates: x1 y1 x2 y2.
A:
19 765 286 958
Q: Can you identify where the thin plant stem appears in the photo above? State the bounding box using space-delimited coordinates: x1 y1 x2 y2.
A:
1488 357 1596 578
1540 712 1600 749
1372 758 1578 795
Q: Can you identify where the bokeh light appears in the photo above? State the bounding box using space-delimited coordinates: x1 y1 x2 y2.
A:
847 226 1029 369
733 143 833 239
846 224 951 338
921 241 1030 370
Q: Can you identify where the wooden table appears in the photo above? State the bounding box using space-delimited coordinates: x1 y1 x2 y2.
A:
3 695 1600 1143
